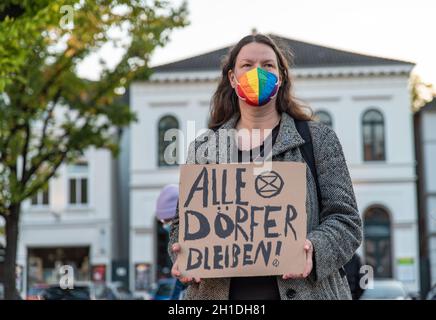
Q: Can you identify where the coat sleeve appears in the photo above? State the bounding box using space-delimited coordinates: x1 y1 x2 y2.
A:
307 124 363 282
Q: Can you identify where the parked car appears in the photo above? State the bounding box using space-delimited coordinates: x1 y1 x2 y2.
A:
150 277 187 300
426 283 436 300
152 278 177 300
40 282 94 300
26 284 49 300
408 291 421 300
360 279 410 300
94 282 143 300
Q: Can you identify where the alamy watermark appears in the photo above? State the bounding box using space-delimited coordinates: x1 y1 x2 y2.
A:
359 264 374 290
160 121 275 174
60 5 74 30
59 265 74 289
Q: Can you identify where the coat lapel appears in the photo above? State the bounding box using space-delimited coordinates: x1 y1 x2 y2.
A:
272 112 306 157
204 111 306 163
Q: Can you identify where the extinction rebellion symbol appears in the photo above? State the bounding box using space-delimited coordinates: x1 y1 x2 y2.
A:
255 170 284 198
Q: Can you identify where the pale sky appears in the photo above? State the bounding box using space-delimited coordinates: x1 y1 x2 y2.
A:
79 0 436 87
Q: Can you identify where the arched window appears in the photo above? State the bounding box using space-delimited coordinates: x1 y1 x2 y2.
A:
314 110 333 128
158 115 179 167
362 109 385 161
364 206 392 278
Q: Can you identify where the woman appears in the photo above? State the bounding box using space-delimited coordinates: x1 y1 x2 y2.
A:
168 34 362 300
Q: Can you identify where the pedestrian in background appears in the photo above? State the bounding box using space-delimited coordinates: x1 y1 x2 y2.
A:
155 184 186 300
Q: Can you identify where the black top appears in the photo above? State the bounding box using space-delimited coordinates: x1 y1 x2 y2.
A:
229 121 281 300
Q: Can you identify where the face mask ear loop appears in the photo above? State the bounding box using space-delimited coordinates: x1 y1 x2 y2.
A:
268 78 280 101
232 71 247 102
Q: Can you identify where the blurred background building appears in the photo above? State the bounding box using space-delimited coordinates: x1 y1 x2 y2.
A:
16 149 115 293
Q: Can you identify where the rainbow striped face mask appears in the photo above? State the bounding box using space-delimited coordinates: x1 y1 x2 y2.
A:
234 67 279 107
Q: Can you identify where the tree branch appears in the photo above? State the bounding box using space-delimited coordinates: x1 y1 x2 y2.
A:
21 115 90 187
20 150 68 202
20 122 31 187
38 89 61 154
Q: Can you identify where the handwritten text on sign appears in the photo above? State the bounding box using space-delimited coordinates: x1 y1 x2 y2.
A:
178 162 307 278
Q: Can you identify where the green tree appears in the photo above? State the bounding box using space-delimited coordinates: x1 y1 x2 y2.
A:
410 73 436 112
0 0 188 299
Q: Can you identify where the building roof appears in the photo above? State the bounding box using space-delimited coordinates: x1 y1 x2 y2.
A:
153 34 415 73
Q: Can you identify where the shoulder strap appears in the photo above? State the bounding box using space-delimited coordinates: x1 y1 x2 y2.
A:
295 120 350 273
294 120 323 211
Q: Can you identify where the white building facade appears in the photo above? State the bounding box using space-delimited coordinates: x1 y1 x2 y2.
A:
415 99 436 294
16 148 115 296
129 35 420 293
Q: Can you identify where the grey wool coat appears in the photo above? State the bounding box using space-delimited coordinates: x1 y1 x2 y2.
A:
168 111 362 300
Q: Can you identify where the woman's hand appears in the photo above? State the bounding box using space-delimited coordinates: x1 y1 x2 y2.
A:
282 239 313 280
170 243 202 284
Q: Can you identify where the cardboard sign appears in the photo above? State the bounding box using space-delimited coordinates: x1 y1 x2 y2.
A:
178 162 307 278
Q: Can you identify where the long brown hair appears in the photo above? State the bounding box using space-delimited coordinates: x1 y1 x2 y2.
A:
208 34 312 129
